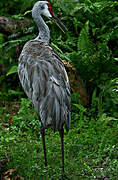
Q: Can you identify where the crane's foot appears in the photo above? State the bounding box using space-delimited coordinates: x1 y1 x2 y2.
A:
41 127 47 167
59 173 70 180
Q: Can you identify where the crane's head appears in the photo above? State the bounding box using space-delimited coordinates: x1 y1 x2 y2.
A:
32 1 68 33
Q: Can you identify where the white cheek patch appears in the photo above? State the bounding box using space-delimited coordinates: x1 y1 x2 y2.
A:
42 4 52 18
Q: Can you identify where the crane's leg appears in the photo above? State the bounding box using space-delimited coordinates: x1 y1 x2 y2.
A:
59 127 64 173
41 127 47 167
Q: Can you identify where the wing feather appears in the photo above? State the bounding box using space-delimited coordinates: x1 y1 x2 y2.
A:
18 40 71 131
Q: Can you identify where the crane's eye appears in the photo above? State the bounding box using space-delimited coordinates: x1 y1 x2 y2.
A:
41 6 45 10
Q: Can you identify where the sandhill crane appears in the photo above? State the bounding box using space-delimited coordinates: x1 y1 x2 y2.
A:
18 1 71 172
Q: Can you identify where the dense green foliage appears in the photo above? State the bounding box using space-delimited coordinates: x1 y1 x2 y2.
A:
0 0 118 179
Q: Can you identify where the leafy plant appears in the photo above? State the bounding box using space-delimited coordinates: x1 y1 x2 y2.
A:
0 0 118 178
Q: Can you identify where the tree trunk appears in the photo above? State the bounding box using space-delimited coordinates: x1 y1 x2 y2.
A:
0 16 31 34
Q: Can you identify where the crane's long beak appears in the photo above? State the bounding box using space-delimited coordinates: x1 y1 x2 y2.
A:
50 14 68 33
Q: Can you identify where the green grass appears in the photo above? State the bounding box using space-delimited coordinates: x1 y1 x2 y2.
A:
0 98 118 179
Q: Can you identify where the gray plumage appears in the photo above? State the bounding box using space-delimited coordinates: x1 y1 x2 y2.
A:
18 40 71 131
18 1 70 132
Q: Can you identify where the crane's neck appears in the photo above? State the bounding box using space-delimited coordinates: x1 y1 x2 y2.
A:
34 15 50 44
